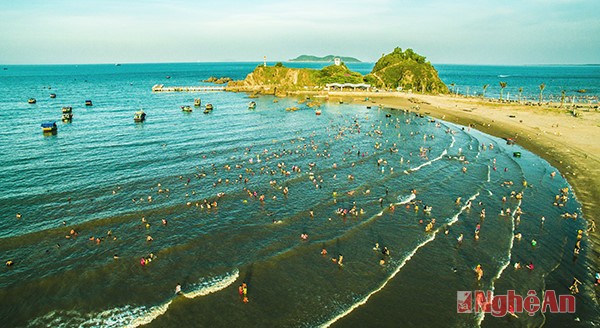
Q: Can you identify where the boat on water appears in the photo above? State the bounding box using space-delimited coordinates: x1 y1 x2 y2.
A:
61 106 72 113
513 152 521 158
85 100 93 106
315 109 322 115
248 101 256 109
194 98 202 107
50 93 56 99
62 113 73 122
41 121 57 133
134 109 146 122
181 105 193 112
28 98 36 104
205 103 214 111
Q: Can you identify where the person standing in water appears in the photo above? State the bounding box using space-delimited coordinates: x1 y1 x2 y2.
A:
175 283 182 295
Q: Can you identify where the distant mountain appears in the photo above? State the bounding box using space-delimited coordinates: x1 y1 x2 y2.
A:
289 55 362 63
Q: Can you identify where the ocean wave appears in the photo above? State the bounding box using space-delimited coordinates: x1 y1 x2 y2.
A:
321 191 479 327
320 233 437 328
183 269 239 299
27 269 239 328
27 303 172 328
477 196 522 326
404 149 447 174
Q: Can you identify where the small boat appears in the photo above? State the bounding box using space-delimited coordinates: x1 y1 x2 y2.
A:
205 103 213 111
61 106 72 113
513 152 521 158
315 109 322 115
85 100 93 106
385 114 391 118
62 113 73 122
181 105 193 112
248 101 256 109
194 98 202 107
50 93 57 99
203 109 211 114
41 121 57 133
28 98 36 104
134 109 146 122
505 138 516 145
366 106 371 109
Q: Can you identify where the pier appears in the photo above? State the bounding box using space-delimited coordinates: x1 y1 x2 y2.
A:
152 84 225 92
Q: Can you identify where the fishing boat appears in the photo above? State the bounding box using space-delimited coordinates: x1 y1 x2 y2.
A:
50 93 57 99
194 98 202 107
28 98 36 104
134 109 146 122
41 121 57 133
205 103 214 111
248 101 256 109
85 100 93 106
62 113 73 122
181 105 193 112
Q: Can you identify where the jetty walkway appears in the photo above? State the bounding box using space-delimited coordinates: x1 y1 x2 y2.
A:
152 84 225 92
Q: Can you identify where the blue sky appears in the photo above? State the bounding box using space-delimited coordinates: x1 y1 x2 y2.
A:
1 0 599 64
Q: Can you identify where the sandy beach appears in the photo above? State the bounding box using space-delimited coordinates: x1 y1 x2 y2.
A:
319 91 600 256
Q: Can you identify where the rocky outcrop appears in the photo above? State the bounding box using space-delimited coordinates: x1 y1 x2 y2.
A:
365 47 448 94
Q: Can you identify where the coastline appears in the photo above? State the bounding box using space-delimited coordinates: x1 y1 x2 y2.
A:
273 89 600 278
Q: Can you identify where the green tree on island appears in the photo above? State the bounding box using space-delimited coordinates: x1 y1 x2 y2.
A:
482 84 489 99
539 83 546 104
499 81 507 100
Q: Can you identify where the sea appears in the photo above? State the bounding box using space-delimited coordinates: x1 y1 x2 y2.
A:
0 62 599 328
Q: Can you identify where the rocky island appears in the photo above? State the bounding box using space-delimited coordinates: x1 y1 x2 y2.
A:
226 47 448 95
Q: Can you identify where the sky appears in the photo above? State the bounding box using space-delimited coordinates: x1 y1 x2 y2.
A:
1 0 599 65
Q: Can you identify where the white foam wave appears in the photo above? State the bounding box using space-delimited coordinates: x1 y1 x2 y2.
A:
407 149 447 173
448 192 479 226
28 303 173 328
487 165 491 182
395 193 416 205
321 192 479 327
450 135 456 149
27 269 239 328
183 269 240 299
477 197 522 326
320 233 437 328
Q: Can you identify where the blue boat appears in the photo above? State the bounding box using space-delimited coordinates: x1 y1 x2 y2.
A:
41 121 57 133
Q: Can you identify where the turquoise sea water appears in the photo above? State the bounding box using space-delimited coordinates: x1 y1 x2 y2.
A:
0 63 598 327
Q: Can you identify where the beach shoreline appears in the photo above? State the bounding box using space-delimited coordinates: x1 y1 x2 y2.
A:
279 89 600 273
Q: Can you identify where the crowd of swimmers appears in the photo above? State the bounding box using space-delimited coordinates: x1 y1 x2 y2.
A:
7 110 598 314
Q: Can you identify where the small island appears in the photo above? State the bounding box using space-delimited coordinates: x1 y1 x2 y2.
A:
228 47 448 95
289 55 361 63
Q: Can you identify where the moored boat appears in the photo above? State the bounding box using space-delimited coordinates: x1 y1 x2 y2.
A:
41 121 57 133
134 109 146 122
205 103 214 111
248 101 256 109
62 113 73 122
28 98 36 104
61 106 72 113
194 98 202 107
513 152 521 158
181 105 193 112
85 100 93 106
315 109 322 115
